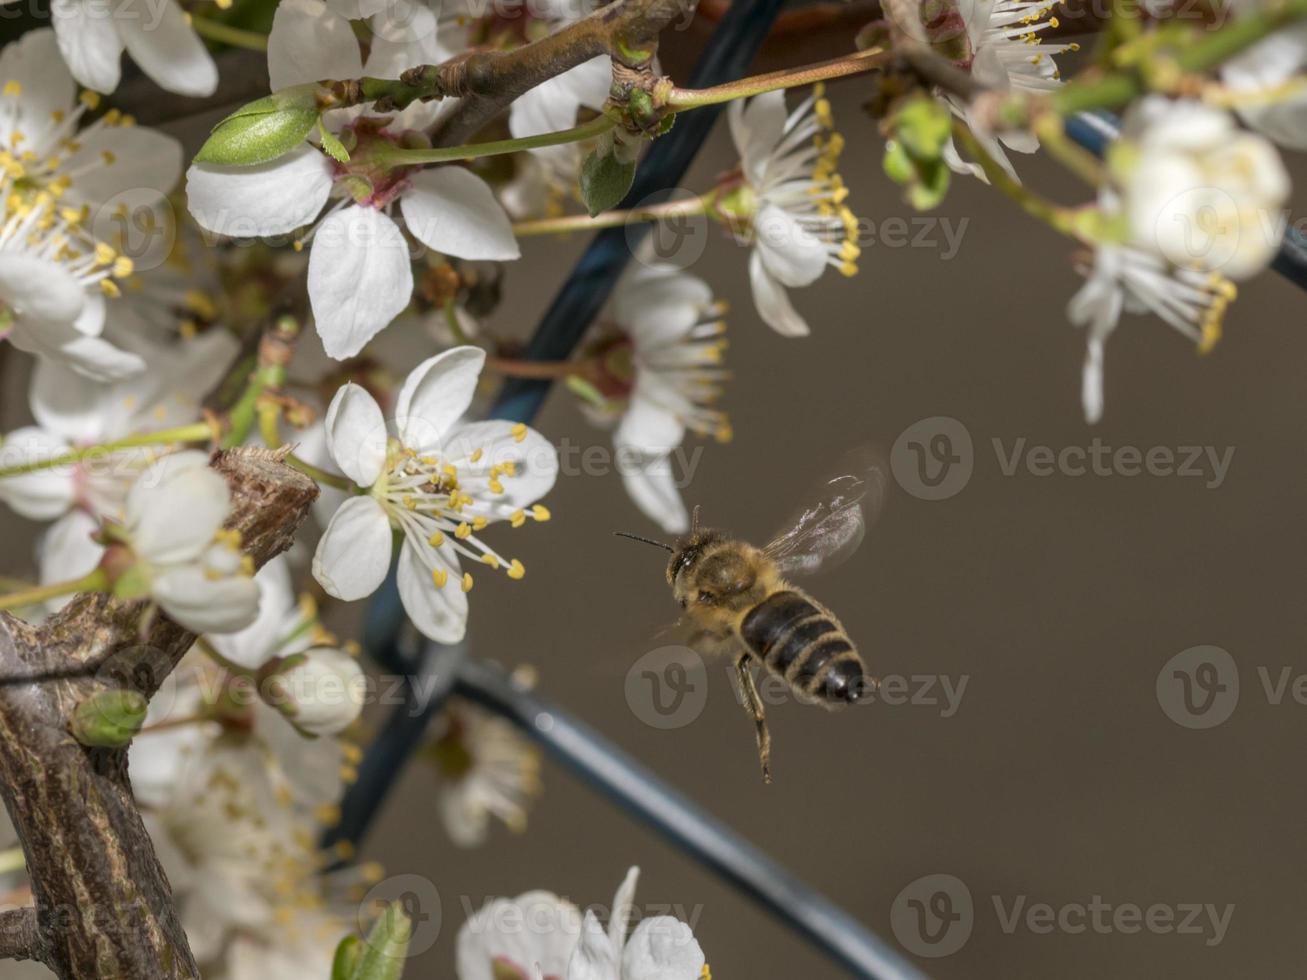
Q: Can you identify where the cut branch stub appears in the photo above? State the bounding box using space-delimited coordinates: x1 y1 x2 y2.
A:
0 448 317 979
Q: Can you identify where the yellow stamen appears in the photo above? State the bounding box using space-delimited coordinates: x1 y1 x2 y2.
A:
507 559 525 580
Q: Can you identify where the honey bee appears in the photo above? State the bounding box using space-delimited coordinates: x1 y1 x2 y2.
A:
618 450 887 783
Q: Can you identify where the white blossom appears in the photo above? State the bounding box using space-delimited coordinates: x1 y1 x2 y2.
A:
271 646 367 736
1219 2 1307 151
428 701 541 847
186 0 519 360
311 346 557 643
44 0 217 96
943 0 1077 180
456 867 706 980
585 263 729 534
725 87 859 337
111 451 260 634
1114 97 1290 280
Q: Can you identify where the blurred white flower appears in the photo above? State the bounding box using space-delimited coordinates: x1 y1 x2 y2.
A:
311 346 557 643
44 0 217 96
457 867 707 980
270 646 367 736
186 0 519 360
1 30 183 221
1219 3 1307 150
943 0 1077 180
0 329 234 524
586 263 729 534
0 196 143 380
725 87 859 336
1068 227 1235 424
110 451 259 634
137 736 350 973
1114 97 1290 281
428 701 541 847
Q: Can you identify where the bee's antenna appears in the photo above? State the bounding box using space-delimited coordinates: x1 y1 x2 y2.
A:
614 531 674 553
691 505 701 534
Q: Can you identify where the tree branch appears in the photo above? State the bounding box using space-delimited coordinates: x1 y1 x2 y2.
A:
0 448 317 979
0 908 38 962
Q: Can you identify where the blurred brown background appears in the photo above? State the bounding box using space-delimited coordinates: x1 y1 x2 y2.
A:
4 14 1307 980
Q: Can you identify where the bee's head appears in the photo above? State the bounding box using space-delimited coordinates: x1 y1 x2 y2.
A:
665 528 722 590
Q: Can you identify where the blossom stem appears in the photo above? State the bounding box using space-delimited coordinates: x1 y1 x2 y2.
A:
284 453 353 491
442 297 473 346
195 637 259 681
482 356 588 380
0 422 217 480
1051 0 1307 115
222 316 300 449
190 16 270 52
951 119 1088 240
665 48 890 109
0 569 109 613
512 193 713 236
379 114 616 168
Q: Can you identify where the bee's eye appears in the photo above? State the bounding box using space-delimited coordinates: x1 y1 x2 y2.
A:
697 590 714 604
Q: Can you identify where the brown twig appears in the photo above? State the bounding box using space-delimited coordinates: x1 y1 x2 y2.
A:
0 909 38 962
0 449 317 979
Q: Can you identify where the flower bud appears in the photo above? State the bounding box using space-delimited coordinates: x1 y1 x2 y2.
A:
71 689 148 748
263 647 365 736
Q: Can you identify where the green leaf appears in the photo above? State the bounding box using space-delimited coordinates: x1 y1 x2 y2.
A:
907 158 950 211
580 143 637 217
331 936 362 980
195 85 323 167
319 122 351 164
350 902 412 980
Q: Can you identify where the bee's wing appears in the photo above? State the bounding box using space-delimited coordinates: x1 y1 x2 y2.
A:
762 446 888 578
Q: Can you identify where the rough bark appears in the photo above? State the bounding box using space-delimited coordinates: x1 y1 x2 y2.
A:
0 448 317 979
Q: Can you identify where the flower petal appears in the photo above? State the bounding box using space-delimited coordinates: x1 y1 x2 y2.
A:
729 90 787 185
268 0 363 91
207 554 298 669
153 565 260 634
614 264 712 347
509 55 610 139
186 146 334 237
0 426 76 521
324 382 387 488
443 420 558 514
115 0 218 97
39 511 105 610
393 345 485 450
396 537 468 644
49 0 124 93
127 452 230 564
747 250 810 337
615 395 684 457
308 205 414 359
400 167 520 262
61 124 183 212
620 455 689 535
0 255 83 325
566 911 619 980
620 917 705 980
312 495 392 601
363 0 443 80
0 29 75 149
607 866 640 952
754 203 826 288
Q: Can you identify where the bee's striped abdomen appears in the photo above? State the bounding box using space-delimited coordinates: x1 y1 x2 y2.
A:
739 589 867 704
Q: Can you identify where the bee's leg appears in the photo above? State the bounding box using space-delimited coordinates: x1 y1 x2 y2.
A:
734 652 772 784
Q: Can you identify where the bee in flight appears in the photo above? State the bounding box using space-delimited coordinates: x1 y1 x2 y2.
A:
617 450 887 783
